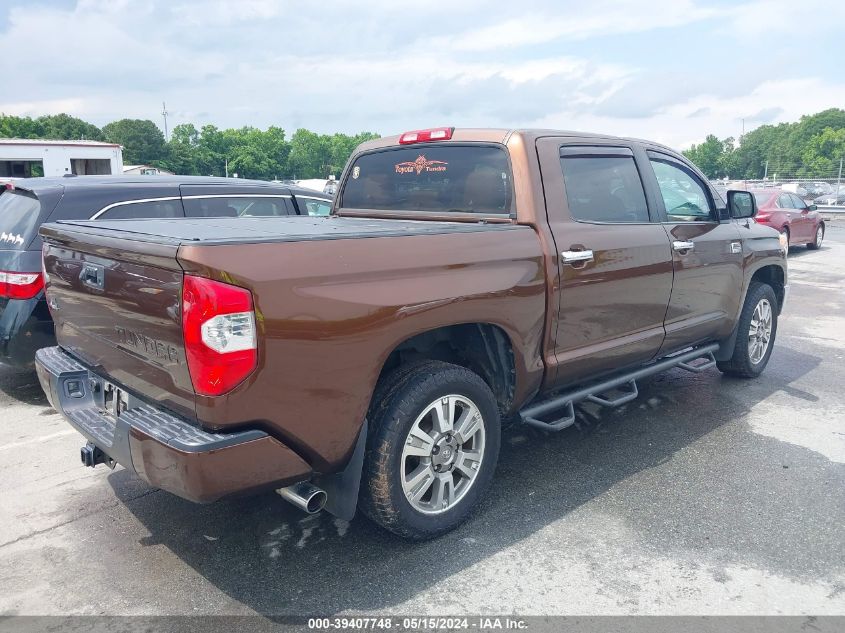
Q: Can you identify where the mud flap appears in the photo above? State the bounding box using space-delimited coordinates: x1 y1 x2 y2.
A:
314 419 367 521
715 323 740 361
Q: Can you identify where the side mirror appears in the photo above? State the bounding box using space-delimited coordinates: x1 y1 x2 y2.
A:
727 190 757 219
808 204 818 211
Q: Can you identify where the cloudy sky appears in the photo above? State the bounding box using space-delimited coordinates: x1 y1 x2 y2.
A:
1 0 843 149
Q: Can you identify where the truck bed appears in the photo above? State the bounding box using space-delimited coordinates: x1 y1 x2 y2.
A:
40 214 543 469
43 216 520 247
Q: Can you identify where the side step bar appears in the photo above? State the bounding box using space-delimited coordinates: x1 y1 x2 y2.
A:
520 344 719 432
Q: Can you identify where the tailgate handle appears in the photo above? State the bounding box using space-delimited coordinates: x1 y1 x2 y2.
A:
80 263 105 290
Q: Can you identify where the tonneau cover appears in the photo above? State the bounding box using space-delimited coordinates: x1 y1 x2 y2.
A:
45 216 519 246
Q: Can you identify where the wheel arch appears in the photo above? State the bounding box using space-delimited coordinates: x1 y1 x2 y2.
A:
717 262 786 362
373 323 518 417
749 264 786 313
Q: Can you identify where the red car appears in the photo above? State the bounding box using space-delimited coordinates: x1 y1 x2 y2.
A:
752 190 825 250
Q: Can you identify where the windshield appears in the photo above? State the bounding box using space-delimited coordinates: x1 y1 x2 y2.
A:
340 144 513 215
0 189 42 250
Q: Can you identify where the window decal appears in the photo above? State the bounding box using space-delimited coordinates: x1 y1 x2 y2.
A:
1 232 25 247
395 155 448 175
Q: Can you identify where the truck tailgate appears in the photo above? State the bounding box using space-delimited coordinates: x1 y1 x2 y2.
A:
40 224 195 419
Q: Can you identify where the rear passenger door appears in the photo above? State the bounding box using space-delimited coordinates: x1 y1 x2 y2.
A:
642 150 743 353
537 139 675 387
789 193 813 241
179 185 296 218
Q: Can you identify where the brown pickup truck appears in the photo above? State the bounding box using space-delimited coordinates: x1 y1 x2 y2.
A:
36 127 787 539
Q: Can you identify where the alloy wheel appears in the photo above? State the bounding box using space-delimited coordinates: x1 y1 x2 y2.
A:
748 298 773 364
400 395 486 515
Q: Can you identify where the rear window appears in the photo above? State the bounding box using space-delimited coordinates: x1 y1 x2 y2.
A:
0 190 42 250
340 145 512 214
299 197 332 216
752 193 773 207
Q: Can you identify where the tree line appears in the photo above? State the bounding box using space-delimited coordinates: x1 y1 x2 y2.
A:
682 108 845 180
0 113 379 180
4 108 844 182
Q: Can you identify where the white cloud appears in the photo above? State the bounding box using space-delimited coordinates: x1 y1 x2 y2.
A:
0 98 89 117
0 0 842 151
432 0 719 51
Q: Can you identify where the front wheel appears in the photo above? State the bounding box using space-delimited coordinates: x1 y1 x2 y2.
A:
807 224 824 250
359 360 501 540
717 282 778 378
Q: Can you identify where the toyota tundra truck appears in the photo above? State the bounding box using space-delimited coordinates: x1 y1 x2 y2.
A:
35 127 786 540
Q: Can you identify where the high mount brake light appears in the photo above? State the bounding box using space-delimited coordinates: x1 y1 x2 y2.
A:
398 127 454 144
182 275 257 397
0 271 44 299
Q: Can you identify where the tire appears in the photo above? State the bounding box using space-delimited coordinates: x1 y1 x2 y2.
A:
359 360 501 540
717 282 778 378
807 223 824 250
780 227 790 250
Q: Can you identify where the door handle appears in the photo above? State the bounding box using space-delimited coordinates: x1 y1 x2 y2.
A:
672 241 695 253
561 250 594 264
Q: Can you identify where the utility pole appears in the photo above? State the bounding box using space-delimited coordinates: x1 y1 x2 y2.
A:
161 101 169 141
837 157 843 194
763 160 768 180
225 158 229 178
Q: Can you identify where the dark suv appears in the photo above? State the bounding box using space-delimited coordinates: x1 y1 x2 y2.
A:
0 175 331 367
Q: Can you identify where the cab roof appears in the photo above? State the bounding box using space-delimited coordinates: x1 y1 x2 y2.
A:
355 127 680 156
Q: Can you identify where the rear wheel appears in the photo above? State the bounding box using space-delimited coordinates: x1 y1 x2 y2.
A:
359 360 500 540
807 224 824 250
717 282 778 378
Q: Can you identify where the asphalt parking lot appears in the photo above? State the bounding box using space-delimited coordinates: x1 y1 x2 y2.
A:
1 224 843 617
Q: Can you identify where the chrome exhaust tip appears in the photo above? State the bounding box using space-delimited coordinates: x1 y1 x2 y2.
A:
277 481 327 514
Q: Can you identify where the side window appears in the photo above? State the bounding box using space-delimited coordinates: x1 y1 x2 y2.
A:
790 193 807 209
560 155 649 223
649 159 714 221
777 194 794 209
300 198 332 216
183 196 293 218
98 199 183 220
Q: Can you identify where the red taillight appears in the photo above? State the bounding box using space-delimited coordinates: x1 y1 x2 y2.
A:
399 127 454 144
182 275 257 397
755 212 771 222
0 271 44 299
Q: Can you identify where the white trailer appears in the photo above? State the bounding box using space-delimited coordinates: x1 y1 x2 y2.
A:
0 139 123 178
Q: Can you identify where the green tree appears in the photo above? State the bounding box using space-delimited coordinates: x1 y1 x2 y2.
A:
158 123 200 174
37 114 103 141
718 137 740 178
0 114 46 138
287 128 328 178
170 123 200 146
800 127 845 177
683 134 725 178
102 119 166 165
323 132 379 176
